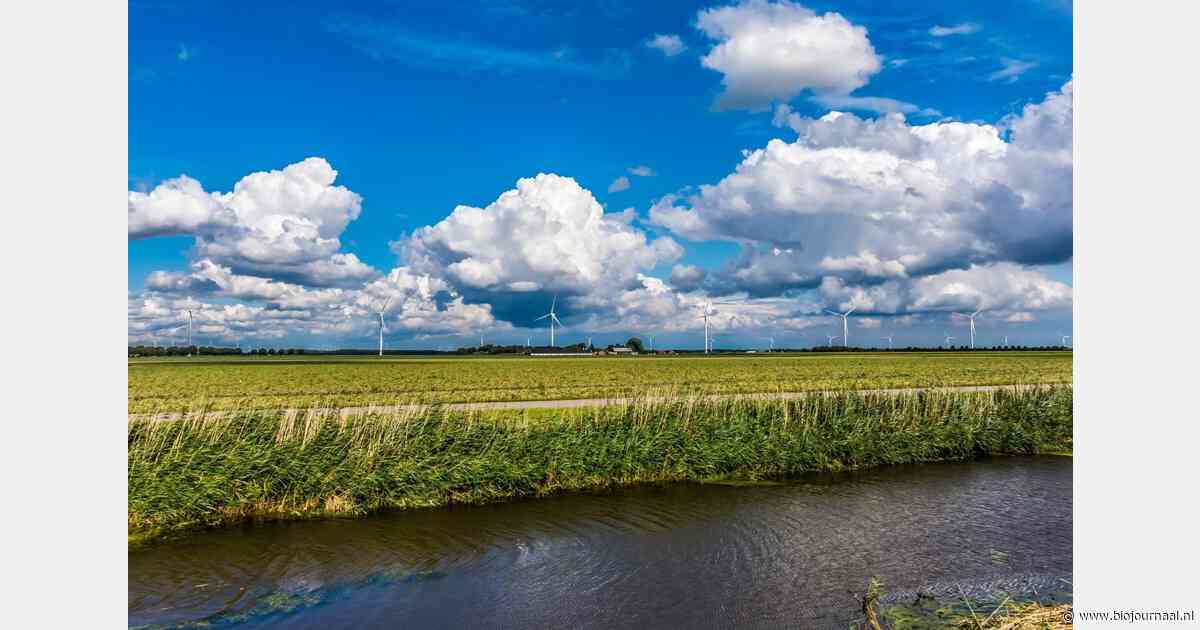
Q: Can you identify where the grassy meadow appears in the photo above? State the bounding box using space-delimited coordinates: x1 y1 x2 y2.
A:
129 387 1072 543
128 351 1073 413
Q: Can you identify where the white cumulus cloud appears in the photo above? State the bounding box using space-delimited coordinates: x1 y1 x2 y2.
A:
407 173 682 296
650 80 1073 297
129 157 376 287
696 0 881 111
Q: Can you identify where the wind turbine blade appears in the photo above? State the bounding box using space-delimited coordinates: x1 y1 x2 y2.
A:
844 307 856 316
552 313 564 327
551 295 557 312
535 313 550 321
824 310 839 316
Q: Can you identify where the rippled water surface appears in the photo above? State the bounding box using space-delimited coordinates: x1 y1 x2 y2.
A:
130 456 1071 629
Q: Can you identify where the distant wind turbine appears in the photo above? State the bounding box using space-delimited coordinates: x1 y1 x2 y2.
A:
647 334 654 351
767 336 775 351
943 332 955 347
882 334 894 350
375 297 391 357
697 303 717 353
954 309 983 349
1003 335 1009 347
824 307 856 347
535 296 564 347
183 308 194 349
1061 334 1071 347
826 334 840 347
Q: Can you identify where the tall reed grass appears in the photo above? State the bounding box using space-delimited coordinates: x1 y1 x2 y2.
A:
129 387 1072 543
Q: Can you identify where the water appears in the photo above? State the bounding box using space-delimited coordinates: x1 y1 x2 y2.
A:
129 456 1071 629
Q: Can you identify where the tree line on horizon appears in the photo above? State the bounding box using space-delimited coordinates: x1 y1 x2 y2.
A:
129 342 1072 357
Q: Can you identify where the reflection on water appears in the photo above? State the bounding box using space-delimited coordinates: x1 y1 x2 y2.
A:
129 456 1071 629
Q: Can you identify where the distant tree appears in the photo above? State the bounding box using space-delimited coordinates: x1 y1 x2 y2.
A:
627 337 644 353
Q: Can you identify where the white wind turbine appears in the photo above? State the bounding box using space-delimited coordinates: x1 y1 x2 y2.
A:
1003 335 1009 347
824 306 856 348
1061 334 1071 347
882 334 894 350
696 300 735 354
826 334 840 347
374 297 391 357
647 334 654 351
767 336 775 351
587 336 593 350
954 309 983 349
535 296 564 347
183 308 194 350
943 332 955 348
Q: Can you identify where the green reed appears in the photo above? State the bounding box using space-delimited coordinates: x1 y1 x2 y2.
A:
129 387 1072 544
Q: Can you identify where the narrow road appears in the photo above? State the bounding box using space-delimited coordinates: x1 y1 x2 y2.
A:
130 383 1066 422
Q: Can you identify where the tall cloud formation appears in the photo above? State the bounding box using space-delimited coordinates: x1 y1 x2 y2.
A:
650 80 1073 303
407 173 682 296
129 157 376 287
129 158 501 346
696 0 881 111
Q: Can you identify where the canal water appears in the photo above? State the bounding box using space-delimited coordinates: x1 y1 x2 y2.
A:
129 455 1071 629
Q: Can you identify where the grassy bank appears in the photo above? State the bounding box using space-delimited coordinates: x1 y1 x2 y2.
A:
129 387 1072 544
858 576 1072 629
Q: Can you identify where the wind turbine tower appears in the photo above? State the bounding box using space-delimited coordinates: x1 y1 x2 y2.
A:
824 307 856 347
882 335 894 350
184 308 194 349
955 309 983 349
375 297 391 357
536 297 564 347
698 303 712 354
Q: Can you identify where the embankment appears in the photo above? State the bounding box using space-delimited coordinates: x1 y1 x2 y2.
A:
129 387 1072 544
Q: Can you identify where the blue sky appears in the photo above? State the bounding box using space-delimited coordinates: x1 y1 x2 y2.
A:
129 0 1073 350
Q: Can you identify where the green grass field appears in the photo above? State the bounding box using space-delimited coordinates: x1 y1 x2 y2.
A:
128 351 1072 413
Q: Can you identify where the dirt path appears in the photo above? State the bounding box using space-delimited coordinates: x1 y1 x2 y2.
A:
130 383 1065 422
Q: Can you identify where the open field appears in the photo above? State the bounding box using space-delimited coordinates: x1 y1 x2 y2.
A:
128 351 1072 413
128 387 1072 544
